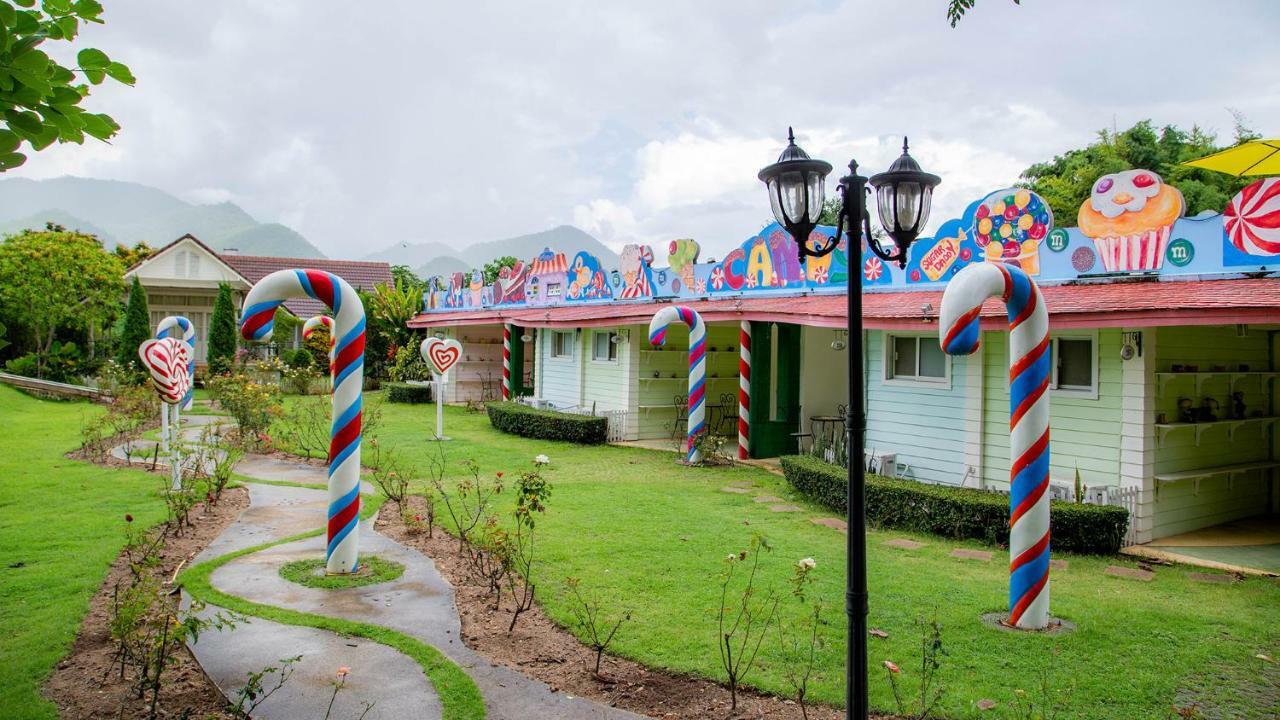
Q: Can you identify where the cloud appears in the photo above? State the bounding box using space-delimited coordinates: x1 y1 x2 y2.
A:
7 0 1279 260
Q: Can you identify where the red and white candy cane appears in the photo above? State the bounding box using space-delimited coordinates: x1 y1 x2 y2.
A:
738 321 751 459
649 305 706 464
502 323 512 400
303 315 336 390
940 262 1052 630
138 337 192 406
241 270 366 575
155 316 195 411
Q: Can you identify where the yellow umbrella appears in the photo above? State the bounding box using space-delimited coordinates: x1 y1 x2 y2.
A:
1182 138 1280 176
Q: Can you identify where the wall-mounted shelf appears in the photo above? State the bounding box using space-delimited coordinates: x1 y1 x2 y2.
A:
640 349 739 356
639 377 739 383
1153 460 1280 497
1154 416 1278 448
1155 371 1278 398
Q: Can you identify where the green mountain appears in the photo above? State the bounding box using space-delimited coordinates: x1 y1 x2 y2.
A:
0 176 326 258
367 225 618 276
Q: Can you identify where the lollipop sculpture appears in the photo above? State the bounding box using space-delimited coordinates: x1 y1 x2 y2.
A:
241 270 366 574
155 315 196 411
303 315 336 390
138 337 192 490
940 262 1052 630
648 305 706 464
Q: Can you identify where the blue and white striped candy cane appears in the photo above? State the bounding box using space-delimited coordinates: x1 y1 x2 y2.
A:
155 316 195 411
940 262 1051 630
240 270 366 574
649 305 706 464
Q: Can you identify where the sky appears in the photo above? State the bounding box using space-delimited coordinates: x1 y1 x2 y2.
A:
12 0 1280 260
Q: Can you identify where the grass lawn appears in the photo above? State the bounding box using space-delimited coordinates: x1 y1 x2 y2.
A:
0 385 169 720
303 394 1280 719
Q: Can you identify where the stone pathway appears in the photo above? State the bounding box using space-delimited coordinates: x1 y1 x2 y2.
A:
186 456 645 720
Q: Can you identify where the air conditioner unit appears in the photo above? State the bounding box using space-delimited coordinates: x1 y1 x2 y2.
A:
865 452 898 478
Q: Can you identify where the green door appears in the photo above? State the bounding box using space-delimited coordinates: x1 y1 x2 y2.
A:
747 321 801 458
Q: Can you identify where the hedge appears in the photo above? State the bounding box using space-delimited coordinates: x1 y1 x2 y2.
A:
779 455 1130 555
386 382 433 404
485 401 608 444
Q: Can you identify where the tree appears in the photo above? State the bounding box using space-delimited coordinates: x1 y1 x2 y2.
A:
0 0 136 171
390 264 423 291
115 274 149 377
1020 119 1256 224
0 228 122 374
207 282 237 374
367 281 420 349
113 241 154 267
947 0 1021 27
481 255 519 284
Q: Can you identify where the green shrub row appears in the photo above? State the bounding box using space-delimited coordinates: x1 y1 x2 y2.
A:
386 382 433 404
485 401 608 444
779 455 1130 555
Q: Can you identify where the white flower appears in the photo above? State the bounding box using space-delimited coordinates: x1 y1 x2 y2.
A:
798 557 816 570
534 454 550 465
726 553 738 562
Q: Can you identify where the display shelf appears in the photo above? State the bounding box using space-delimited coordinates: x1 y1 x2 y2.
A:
1154 416 1278 448
639 376 739 383
639 349 740 355
1155 371 1278 398
1153 460 1280 497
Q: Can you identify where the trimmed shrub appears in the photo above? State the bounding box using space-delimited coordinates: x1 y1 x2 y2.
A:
386 382 433 404
284 347 314 369
486 401 608 445
779 455 1129 555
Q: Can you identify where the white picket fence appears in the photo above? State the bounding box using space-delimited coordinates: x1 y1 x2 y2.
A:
524 398 629 443
982 483 1140 547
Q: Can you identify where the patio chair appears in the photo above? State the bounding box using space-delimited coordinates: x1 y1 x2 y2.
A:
671 393 688 439
717 392 739 435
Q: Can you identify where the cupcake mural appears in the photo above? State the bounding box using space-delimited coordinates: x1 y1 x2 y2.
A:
1077 169 1184 272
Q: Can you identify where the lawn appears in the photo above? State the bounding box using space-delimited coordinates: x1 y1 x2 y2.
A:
308 395 1280 719
0 385 170 720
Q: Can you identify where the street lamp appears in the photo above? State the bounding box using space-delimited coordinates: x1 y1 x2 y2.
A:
759 130 939 720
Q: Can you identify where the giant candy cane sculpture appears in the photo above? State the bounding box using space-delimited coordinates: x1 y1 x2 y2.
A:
303 315 336 390
940 262 1051 629
241 271 366 574
738 321 751 460
649 305 706 464
155 315 196 411
502 323 513 400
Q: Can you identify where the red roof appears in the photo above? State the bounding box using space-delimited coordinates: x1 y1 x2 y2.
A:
222 254 394 317
408 277 1280 330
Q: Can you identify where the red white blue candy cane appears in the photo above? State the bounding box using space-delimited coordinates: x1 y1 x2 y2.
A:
738 321 751 460
502 323 512 400
155 316 195 411
939 262 1052 630
303 315 336 390
241 270 366 574
649 305 706 463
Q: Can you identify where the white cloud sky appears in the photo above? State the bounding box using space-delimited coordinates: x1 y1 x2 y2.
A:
12 0 1280 260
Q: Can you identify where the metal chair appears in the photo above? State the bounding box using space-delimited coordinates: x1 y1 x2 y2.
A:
717 392 739 435
672 393 688 439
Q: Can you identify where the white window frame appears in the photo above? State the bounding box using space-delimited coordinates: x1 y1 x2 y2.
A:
1050 331 1099 399
591 330 618 362
550 330 575 359
883 333 951 387
545 282 562 298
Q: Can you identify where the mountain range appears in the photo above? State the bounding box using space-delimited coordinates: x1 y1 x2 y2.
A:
362 225 619 279
0 177 618 273
0 176 326 258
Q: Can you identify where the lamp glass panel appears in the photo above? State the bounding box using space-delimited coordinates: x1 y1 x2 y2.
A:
877 185 897 232
894 181 922 232
805 170 826 223
916 185 934 231
767 177 786 226
780 170 806 223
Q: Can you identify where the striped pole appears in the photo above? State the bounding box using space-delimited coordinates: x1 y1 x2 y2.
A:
738 321 751 460
502 323 512 400
303 315 336 391
155 316 195 411
241 270 366 574
940 262 1051 630
648 306 706 464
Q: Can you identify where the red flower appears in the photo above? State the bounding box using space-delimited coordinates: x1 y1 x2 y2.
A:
496 471 504 478
883 660 900 674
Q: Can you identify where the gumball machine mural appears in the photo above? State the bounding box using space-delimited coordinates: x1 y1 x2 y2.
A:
974 188 1053 274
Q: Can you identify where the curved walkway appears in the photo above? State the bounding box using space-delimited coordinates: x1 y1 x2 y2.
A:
169 424 644 719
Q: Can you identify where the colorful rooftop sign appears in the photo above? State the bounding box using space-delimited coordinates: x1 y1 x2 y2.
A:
421 172 1279 313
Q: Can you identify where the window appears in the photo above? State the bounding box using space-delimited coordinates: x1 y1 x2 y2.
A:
550 331 575 359
592 331 618 361
546 282 562 298
1052 336 1096 394
885 334 947 383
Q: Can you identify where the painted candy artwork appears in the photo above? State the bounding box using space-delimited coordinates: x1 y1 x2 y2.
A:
419 170 1272 315
240 269 367 575
1077 169 1184 272
1224 177 1280 262
939 262 1052 630
154 315 196 410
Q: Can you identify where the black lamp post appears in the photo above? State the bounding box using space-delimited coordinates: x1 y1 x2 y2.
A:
759 130 939 720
